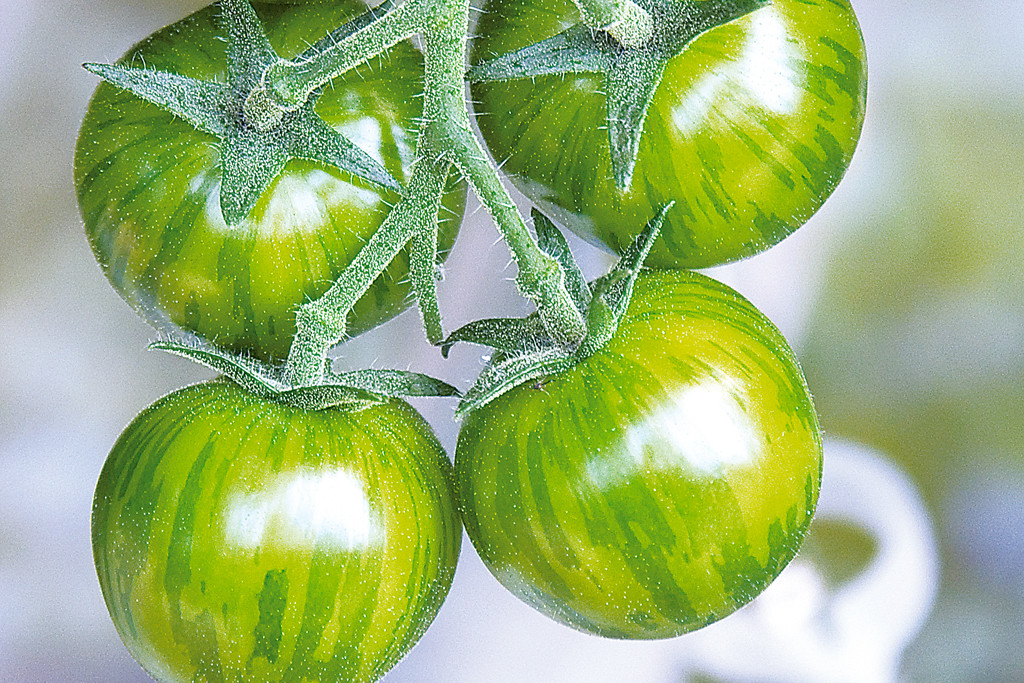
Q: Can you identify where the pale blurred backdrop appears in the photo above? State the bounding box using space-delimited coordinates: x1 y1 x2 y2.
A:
1 1 1023 681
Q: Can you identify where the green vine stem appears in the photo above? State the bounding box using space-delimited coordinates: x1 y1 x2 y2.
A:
274 0 588 385
284 157 449 386
420 7 587 348
571 0 653 47
261 0 430 112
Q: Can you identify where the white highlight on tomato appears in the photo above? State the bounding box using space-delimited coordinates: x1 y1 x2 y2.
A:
736 10 800 117
223 469 381 550
669 9 799 138
633 377 757 474
587 376 758 489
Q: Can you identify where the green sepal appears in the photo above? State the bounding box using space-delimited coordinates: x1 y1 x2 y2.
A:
151 337 459 411
150 339 284 398
468 0 771 189
466 24 614 82
84 0 400 227
82 63 230 136
593 201 669 315
454 204 673 417
534 209 591 315
604 53 668 187
580 202 670 352
223 0 277 90
219 128 290 226
329 368 461 398
290 110 401 191
454 347 577 419
440 315 549 358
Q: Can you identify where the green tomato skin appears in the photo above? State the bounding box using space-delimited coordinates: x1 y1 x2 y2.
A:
92 380 462 683
75 2 466 361
470 0 866 269
456 270 822 638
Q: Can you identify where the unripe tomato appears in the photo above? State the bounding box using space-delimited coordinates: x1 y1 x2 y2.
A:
471 0 866 268
92 379 462 682
76 1 465 360
456 270 822 638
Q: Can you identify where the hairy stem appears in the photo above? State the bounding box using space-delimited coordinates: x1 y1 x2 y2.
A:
572 0 653 47
262 0 430 110
284 159 448 386
282 0 590 384
421 9 587 346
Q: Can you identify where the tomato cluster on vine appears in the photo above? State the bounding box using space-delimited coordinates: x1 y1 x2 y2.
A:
77 0 865 680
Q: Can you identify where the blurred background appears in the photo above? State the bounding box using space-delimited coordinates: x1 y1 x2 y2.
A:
2 0 1023 681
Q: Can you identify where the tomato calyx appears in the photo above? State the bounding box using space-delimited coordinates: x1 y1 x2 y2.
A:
152 335 459 410
444 204 671 417
83 0 400 226
468 0 770 188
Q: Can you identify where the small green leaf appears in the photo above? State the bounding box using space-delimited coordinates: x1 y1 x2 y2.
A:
84 63 229 136
611 202 671 275
534 209 591 315
150 340 282 398
594 202 671 318
332 368 460 397
456 347 577 419
440 316 549 358
468 25 614 82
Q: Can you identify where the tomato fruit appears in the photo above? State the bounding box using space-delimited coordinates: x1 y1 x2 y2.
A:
470 0 866 269
75 1 465 361
455 270 822 638
92 379 462 682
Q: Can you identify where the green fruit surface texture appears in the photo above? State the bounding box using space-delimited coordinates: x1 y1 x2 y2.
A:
75 1 465 360
456 270 822 638
471 0 866 268
92 380 462 682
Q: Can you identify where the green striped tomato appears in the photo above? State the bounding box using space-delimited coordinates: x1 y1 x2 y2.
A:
75 1 465 361
92 380 462 682
470 0 866 269
456 270 822 638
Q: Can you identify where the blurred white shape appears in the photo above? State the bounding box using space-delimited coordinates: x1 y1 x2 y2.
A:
391 440 939 683
681 439 940 683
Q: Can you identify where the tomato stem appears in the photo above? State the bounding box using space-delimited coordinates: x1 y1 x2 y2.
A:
420 11 588 347
284 157 450 386
261 0 429 111
274 0 588 376
571 0 653 47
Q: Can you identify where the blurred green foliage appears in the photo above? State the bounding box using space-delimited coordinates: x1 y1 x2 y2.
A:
803 91 1024 680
